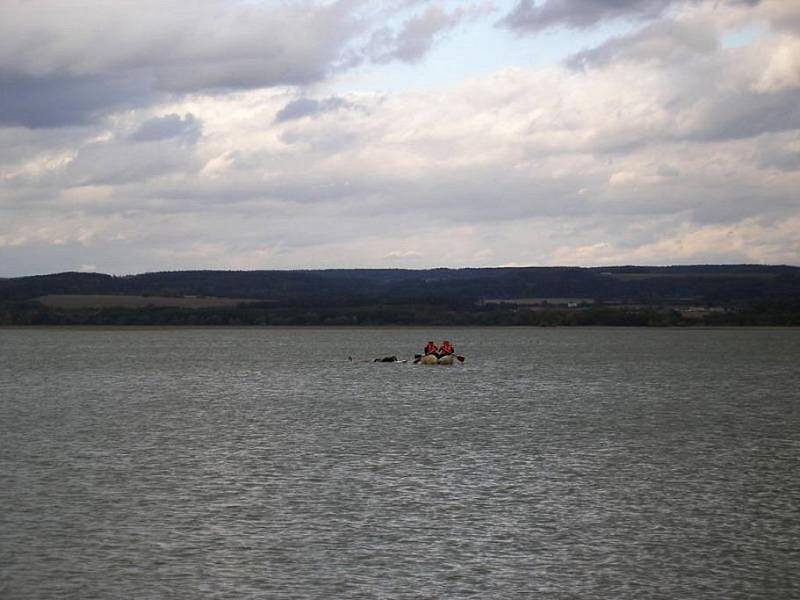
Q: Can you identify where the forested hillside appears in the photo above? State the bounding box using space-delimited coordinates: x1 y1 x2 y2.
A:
1 265 798 325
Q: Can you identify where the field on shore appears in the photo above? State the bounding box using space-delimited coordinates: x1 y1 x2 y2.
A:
37 295 259 309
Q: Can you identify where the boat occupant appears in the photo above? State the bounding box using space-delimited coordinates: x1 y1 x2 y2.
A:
423 341 438 356
438 340 454 357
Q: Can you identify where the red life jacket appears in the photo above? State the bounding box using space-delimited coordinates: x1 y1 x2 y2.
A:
440 341 453 355
424 342 437 355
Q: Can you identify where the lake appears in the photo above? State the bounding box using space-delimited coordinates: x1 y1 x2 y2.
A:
1 327 798 599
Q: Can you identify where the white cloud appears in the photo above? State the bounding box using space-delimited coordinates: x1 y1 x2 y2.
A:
753 36 800 92
385 250 424 260
0 0 798 274
551 216 800 265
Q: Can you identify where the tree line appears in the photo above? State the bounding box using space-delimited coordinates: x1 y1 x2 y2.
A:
1 265 799 326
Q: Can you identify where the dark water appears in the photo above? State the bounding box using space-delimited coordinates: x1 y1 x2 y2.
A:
1 327 798 599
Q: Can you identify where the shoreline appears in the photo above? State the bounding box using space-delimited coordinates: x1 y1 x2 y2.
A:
3 324 799 330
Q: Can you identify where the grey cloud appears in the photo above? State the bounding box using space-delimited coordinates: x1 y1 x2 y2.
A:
0 123 98 173
365 5 469 64
0 73 158 128
578 87 800 154
0 1 357 84
0 1 470 129
688 191 789 225
566 20 717 70
150 53 332 94
500 0 674 32
63 138 201 187
657 165 680 177
0 242 120 278
500 0 761 32
759 143 800 171
129 113 201 144
0 1 360 128
274 97 349 124
278 128 359 155
684 89 800 142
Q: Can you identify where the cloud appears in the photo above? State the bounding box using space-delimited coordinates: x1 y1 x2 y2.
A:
752 37 800 92
551 216 800 266
1 0 798 273
0 1 457 129
129 113 201 143
60 129 202 187
680 88 800 142
755 1 800 35
365 4 475 64
274 97 350 124
559 12 800 145
0 1 356 84
758 134 800 171
566 19 717 69
500 0 676 32
385 250 424 260
500 0 763 33
0 73 157 128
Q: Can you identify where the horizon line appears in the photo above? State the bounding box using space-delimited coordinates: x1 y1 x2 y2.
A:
4 263 799 279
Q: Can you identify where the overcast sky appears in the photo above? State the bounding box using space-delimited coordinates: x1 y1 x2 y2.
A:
1 0 798 275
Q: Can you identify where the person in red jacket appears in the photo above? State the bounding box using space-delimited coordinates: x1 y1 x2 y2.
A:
438 340 454 357
423 340 438 356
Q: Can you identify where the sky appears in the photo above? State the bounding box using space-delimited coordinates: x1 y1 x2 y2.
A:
1 0 798 276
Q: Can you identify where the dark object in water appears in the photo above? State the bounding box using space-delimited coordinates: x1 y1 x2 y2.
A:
374 355 399 362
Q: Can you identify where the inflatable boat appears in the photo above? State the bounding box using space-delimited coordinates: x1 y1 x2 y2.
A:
417 354 462 365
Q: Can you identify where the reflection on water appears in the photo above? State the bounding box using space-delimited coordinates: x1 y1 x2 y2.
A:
1 327 799 598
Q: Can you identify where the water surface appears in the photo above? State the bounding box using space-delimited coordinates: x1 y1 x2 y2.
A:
1 327 798 598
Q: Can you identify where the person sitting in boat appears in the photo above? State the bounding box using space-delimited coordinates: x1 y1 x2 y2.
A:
423 341 438 356
438 340 454 357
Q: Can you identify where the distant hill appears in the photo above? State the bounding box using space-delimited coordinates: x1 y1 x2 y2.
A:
2 265 799 326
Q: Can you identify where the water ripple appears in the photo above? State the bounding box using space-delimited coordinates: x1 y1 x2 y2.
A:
1 327 799 598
